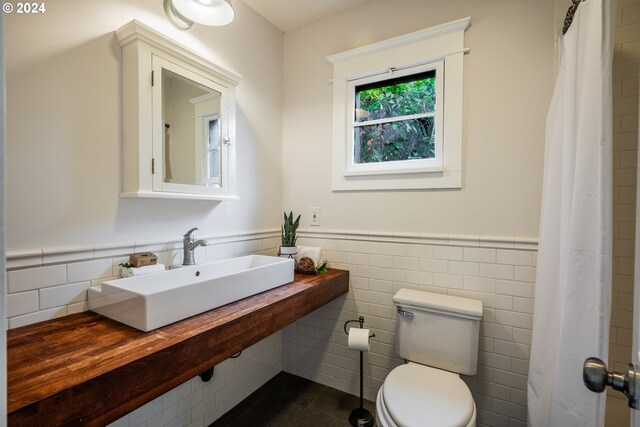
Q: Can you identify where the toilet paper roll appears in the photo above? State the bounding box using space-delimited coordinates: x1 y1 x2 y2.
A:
348 328 371 352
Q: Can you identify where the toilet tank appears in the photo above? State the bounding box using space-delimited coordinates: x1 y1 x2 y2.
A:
393 288 483 375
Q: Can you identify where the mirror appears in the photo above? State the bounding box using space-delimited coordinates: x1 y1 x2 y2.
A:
162 68 222 187
150 53 238 198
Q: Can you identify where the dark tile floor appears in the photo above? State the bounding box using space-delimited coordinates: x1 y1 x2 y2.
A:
209 371 377 426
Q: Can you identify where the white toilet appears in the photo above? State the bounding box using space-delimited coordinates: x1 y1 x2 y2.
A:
376 288 483 427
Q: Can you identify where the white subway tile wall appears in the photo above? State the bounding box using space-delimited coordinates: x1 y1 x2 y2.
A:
8 264 67 293
6 290 38 318
7 232 283 427
282 231 537 427
67 258 113 283
108 332 283 427
609 0 640 425
6 230 537 426
6 233 281 329
611 0 640 376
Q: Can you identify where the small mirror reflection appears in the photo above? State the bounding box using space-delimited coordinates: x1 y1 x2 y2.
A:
162 68 222 187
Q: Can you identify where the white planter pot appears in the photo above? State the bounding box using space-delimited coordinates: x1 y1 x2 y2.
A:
279 246 297 258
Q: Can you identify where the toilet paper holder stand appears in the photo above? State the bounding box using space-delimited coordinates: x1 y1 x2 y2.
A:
343 316 375 339
343 316 376 427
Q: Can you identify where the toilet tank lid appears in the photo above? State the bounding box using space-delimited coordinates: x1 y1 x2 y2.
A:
393 288 483 319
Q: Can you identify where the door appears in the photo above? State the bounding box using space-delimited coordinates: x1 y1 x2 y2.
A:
632 88 640 427
583 79 640 427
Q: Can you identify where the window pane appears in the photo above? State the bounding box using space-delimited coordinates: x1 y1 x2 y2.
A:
355 71 436 122
354 117 435 164
208 119 220 180
208 118 220 150
208 150 219 179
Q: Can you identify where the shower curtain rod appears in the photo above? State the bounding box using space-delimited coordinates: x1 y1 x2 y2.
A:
562 0 584 35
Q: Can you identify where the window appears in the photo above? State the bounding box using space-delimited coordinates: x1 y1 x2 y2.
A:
328 17 470 191
347 63 443 176
355 70 436 163
204 115 221 185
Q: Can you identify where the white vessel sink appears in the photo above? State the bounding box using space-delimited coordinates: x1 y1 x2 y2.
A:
88 255 295 331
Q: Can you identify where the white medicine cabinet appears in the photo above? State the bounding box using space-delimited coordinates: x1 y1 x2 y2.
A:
116 20 241 200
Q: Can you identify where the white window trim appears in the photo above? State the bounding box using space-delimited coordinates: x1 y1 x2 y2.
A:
328 17 470 191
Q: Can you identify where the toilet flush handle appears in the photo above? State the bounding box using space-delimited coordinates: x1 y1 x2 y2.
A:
397 307 414 320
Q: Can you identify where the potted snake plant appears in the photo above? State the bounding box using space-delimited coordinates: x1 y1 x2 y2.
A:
279 211 301 258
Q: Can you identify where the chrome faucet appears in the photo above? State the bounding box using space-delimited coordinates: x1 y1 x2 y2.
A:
182 227 209 266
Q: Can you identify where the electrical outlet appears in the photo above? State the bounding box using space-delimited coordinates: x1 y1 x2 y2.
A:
310 207 320 226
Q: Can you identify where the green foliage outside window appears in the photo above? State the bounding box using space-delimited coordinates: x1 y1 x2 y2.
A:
355 72 436 164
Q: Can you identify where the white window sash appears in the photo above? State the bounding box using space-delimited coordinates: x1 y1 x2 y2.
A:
202 114 221 186
353 111 436 128
345 61 444 176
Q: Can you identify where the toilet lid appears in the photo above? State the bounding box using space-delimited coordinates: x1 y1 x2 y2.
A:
383 363 474 427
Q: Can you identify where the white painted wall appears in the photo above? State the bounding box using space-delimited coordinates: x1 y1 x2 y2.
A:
282 0 555 238
279 5 554 424
5 0 283 252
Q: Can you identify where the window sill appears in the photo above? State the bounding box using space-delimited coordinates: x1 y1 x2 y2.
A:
333 169 460 191
344 164 444 177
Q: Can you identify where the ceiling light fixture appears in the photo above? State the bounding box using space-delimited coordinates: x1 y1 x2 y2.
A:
164 0 235 30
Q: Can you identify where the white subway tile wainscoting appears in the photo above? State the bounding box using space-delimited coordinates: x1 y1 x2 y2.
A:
7 230 536 427
6 230 281 329
285 230 536 427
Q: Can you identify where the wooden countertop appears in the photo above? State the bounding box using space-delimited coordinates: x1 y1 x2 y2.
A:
7 269 349 426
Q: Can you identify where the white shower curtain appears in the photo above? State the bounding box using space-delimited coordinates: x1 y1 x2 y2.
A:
528 0 613 426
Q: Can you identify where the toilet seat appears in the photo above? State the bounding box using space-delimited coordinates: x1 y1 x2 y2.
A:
376 363 476 427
